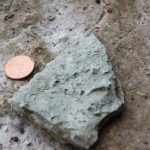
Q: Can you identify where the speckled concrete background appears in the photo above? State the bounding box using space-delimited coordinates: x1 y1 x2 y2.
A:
0 0 150 150
0 0 101 149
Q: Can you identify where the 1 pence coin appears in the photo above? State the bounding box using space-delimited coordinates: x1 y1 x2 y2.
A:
4 55 34 79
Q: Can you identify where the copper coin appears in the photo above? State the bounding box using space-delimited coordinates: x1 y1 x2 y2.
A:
5 55 34 79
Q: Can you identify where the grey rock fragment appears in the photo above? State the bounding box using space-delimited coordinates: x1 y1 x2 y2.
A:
12 33 124 149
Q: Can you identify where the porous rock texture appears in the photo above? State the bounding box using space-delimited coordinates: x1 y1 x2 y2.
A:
12 33 124 149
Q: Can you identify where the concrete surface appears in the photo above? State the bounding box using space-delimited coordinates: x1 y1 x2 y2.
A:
0 0 150 150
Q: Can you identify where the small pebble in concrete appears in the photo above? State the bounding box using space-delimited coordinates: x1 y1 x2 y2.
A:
10 136 19 143
19 127 25 134
4 14 14 21
47 15 56 21
95 0 101 4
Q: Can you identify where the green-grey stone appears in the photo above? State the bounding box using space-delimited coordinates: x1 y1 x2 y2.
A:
12 33 124 149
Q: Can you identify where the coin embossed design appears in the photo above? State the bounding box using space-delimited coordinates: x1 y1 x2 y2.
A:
5 55 34 79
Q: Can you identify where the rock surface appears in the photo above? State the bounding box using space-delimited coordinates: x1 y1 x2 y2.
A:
12 33 124 149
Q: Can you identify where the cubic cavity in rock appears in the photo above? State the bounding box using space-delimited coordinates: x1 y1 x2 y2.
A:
12 33 124 149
